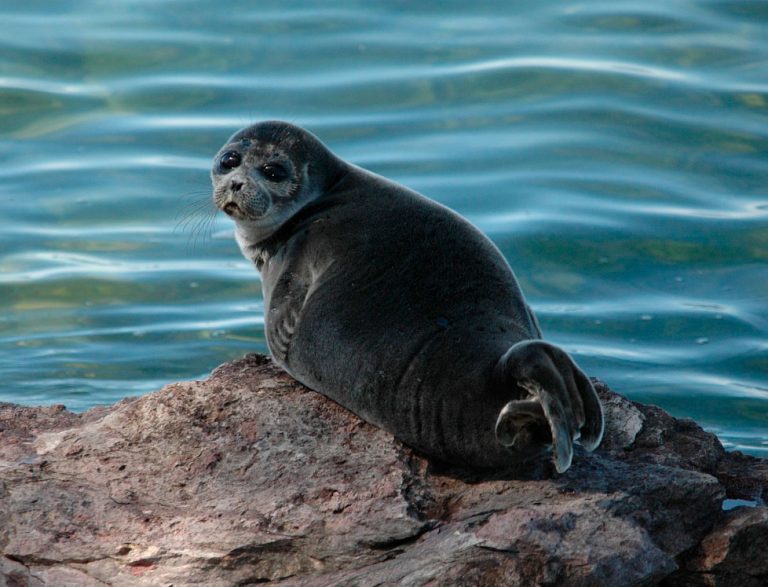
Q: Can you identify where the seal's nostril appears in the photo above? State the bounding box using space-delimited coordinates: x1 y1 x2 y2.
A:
231 180 243 192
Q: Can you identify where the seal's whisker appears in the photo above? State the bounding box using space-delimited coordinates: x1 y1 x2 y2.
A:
174 188 221 252
175 209 210 235
175 193 213 219
175 193 215 225
177 202 215 226
183 219 215 252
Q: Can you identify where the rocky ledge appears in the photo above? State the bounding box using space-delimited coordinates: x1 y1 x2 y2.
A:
1 354 766 586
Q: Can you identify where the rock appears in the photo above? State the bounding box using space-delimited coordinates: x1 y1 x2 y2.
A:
670 507 768 587
0 354 766 586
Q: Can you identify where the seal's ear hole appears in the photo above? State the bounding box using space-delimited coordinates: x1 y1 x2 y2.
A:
262 163 289 182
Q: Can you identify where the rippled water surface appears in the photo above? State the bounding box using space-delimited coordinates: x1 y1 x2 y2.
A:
1 1 766 455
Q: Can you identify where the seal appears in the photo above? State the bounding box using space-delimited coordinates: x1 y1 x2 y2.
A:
211 121 604 472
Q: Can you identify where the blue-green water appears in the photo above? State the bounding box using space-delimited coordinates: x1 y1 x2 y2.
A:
1 1 766 456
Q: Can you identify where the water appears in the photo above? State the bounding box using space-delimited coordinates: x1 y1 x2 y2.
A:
1 1 766 457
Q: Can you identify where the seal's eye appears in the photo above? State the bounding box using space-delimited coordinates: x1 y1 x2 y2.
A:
262 163 289 182
219 151 241 172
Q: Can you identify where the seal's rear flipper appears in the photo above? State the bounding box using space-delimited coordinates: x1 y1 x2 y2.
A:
495 398 548 450
495 386 574 473
572 368 604 452
493 340 605 473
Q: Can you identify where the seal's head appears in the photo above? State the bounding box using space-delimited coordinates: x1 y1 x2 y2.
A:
211 120 344 242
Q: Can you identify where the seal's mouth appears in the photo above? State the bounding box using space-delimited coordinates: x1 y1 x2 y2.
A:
222 202 243 218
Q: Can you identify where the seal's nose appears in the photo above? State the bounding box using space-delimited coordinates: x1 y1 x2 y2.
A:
230 180 243 192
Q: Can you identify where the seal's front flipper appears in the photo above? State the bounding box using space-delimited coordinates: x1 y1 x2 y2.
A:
493 340 604 473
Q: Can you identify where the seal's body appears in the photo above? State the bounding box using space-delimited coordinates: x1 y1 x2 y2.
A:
212 121 603 472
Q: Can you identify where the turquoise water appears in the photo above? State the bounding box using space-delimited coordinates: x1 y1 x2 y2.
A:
1 1 766 456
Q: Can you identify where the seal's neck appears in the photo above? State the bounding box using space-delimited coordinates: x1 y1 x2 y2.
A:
234 167 352 271
234 224 270 270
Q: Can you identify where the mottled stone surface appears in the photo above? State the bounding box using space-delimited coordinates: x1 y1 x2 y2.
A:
0 354 765 586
